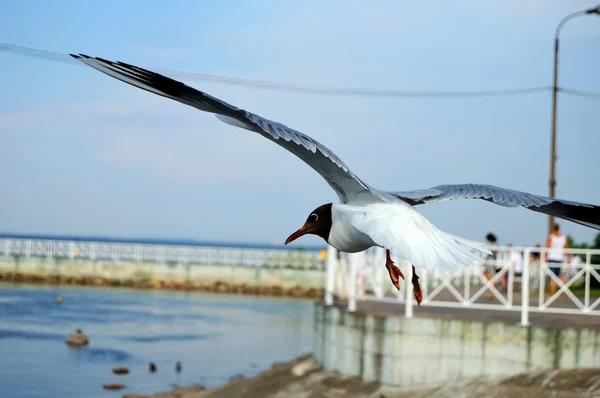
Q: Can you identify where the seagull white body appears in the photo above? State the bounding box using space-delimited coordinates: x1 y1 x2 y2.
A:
68 53 600 274
328 204 377 253
328 202 490 270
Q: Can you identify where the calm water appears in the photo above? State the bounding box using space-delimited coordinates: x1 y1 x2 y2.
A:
0 283 315 398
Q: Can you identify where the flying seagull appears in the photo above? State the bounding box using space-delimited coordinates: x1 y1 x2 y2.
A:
70 53 600 305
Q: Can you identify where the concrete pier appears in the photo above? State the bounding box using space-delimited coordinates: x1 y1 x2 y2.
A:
0 256 324 294
313 302 600 388
0 236 327 294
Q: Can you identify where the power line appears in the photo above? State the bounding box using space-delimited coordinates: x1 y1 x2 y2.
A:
0 43 81 66
560 87 600 100
158 68 551 98
0 42 549 98
1 42 599 100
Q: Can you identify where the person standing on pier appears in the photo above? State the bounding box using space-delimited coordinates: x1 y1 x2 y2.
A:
545 223 569 296
483 233 500 300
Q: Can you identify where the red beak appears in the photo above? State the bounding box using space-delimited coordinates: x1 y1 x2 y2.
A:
285 227 309 245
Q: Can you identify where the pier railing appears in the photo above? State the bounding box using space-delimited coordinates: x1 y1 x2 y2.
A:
0 237 326 270
324 244 600 324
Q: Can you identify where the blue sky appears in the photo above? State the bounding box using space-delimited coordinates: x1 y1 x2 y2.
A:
1 0 599 248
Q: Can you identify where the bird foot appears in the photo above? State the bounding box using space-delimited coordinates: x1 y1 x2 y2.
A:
385 250 405 290
412 265 422 306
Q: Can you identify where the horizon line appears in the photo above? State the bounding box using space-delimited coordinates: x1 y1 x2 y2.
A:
0 232 327 252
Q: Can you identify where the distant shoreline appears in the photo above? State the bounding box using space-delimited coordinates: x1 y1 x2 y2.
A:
0 232 327 251
0 272 325 299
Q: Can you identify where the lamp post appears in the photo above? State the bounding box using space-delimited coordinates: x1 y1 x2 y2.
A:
548 5 600 235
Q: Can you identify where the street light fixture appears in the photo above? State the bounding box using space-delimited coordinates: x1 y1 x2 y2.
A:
547 5 600 235
586 6 600 14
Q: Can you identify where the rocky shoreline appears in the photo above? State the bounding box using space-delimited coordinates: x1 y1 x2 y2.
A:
142 355 600 398
0 271 325 299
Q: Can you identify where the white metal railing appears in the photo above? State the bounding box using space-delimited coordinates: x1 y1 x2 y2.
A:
0 237 326 270
325 244 600 323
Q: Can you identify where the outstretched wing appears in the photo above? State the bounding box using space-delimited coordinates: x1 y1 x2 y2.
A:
391 183 600 230
71 54 382 204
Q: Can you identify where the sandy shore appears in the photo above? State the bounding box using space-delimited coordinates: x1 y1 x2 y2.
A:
143 355 600 398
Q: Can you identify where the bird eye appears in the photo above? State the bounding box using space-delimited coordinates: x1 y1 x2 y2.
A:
310 213 319 222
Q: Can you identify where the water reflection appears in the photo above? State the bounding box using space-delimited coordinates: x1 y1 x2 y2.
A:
0 283 314 398
67 346 132 364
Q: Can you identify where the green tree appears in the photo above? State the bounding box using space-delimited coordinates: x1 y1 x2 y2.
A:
567 233 600 289
592 232 600 270
567 235 589 249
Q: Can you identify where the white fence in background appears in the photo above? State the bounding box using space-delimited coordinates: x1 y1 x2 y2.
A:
324 244 600 324
0 237 326 270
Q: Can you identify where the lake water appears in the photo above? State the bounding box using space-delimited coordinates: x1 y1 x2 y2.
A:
0 283 315 398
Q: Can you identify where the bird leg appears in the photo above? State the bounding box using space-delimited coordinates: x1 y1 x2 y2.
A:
412 265 423 306
385 250 405 290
